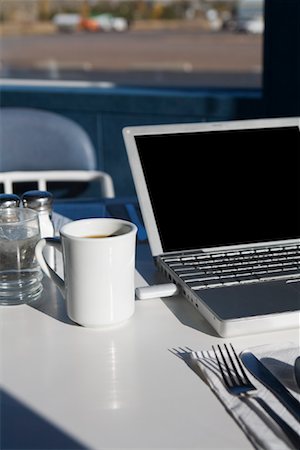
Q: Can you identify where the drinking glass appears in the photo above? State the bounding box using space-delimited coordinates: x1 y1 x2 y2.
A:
0 208 43 305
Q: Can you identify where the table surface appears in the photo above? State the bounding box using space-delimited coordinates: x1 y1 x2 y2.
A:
1 198 299 450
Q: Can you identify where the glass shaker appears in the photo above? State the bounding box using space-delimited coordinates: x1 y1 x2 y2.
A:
0 194 21 209
22 190 55 268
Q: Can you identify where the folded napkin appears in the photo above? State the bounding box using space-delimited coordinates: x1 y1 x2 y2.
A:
183 344 300 450
51 212 72 277
52 211 72 235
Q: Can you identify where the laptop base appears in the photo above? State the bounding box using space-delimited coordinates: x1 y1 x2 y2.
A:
159 261 300 337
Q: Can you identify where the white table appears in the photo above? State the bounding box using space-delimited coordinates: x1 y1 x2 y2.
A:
1 260 299 450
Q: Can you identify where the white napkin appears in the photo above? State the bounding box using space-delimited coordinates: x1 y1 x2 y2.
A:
51 212 72 277
52 211 72 235
185 344 300 450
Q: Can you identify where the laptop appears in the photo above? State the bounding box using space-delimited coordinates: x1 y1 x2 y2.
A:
123 117 300 337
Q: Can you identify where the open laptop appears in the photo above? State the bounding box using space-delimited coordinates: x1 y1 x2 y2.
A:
123 117 300 337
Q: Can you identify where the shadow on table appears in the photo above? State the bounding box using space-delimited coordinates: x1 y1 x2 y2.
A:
31 273 218 336
260 357 300 394
0 389 87 450
162 294 219 337
29 224 218 335
138 258 218 337
29 277 76 326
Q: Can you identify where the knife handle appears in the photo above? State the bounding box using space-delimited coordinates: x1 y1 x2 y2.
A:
253 396 300 449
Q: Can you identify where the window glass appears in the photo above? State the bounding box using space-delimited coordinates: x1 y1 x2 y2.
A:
0 0 264 88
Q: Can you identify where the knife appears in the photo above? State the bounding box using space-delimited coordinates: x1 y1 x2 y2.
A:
240 351 300 423
295 356 300 390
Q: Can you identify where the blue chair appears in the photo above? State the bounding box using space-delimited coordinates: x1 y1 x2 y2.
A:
0 108 115 198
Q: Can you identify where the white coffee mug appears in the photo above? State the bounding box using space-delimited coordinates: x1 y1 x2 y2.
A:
35 218 137 327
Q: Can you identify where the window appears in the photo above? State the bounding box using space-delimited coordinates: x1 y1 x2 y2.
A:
0 0 264 89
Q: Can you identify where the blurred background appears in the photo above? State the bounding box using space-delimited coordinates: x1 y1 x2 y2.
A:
0 0 264 88
1 0 299 197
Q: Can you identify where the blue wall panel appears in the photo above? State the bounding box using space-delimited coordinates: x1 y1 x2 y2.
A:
0 85 263 196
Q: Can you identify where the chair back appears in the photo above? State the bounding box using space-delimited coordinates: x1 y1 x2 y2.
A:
0 108 97 171
0 108 115 198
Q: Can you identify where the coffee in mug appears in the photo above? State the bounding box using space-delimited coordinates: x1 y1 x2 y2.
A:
83 234 111 239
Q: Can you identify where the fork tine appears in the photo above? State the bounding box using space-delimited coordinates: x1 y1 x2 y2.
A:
212 345 231 388
230 343 254 387
213 344 255 389
218 344 237 386
224 343 245 386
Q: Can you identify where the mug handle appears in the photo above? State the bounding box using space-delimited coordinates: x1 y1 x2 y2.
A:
35 237 65 295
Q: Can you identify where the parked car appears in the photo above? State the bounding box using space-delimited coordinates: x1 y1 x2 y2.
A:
236 15 264 34
53 14 80 33
53 13 128 33
80 14 129 32
234 0 264 34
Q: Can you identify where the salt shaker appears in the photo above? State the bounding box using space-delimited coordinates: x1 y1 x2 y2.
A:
21 190 55 267
0 194 21 209
0 194 21 224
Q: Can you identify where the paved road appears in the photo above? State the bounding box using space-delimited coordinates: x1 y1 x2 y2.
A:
0 29 262 88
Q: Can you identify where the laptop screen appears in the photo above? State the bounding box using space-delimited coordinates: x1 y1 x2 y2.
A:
135 126 300 253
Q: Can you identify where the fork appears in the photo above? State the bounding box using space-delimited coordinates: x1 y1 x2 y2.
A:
213 343 300 449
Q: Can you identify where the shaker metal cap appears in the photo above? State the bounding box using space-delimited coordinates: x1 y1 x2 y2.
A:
22 190 53 212
0 193 21 208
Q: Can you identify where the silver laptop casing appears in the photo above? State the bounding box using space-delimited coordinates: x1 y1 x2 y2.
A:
123 118 300 337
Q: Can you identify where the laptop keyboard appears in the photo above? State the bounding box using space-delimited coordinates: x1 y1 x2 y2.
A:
161 244 300 290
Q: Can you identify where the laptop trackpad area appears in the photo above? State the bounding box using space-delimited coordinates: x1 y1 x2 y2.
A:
197 280 300 320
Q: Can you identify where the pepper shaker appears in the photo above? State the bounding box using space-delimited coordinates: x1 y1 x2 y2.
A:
22 190 55 268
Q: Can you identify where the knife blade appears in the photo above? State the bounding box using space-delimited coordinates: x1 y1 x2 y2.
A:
240 351 300 423
295 356 300 389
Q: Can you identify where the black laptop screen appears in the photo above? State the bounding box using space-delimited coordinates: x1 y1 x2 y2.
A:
135 126 300 252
